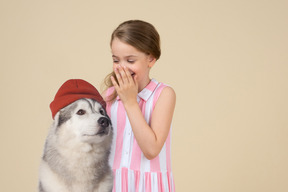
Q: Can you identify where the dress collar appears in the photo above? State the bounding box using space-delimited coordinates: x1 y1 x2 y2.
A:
117 78 159 102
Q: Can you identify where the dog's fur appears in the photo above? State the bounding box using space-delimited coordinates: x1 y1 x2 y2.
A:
39 99 113 192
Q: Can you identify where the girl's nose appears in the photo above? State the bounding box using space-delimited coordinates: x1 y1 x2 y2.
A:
120 63 129 70
120 62 127 67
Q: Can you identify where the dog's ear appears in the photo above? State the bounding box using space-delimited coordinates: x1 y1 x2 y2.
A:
51 111 67 133
51 102 77 131
53 112 60 129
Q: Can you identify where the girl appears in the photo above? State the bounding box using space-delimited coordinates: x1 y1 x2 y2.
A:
102 20 176 192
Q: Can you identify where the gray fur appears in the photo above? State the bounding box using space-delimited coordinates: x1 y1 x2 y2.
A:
42 141 75 186
39 99 113 192
57 102 78 127
38 182 45 192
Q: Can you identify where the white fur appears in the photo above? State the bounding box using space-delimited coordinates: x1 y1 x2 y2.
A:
39 99 113 192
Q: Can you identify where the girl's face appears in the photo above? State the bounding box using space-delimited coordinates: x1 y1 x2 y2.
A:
111 38 155 91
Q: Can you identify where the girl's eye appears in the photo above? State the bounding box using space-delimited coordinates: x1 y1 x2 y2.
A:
76 109 86 115
128 60 135 64
113 60 119 64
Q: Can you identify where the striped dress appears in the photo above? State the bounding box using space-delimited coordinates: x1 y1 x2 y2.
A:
106 79 175 192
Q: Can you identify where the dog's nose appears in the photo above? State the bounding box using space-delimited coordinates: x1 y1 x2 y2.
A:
98 117 109 128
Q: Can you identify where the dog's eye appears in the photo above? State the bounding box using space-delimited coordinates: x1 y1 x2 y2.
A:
76 109 86 115
100 108 105 115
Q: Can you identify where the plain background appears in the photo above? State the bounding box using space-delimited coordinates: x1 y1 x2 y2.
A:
0 0 287 191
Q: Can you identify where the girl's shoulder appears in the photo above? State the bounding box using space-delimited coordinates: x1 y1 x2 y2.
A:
152 81 176 110
159 86 176 101
154 81 176 99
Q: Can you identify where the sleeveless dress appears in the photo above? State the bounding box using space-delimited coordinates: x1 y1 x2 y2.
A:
106 79 175 192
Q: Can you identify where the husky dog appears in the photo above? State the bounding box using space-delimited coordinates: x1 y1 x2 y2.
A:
39 99 113 192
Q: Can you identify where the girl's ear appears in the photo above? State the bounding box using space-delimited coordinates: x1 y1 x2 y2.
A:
148 56 156 68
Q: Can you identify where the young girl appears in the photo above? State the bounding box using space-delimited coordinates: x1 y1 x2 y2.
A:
102 20 176 192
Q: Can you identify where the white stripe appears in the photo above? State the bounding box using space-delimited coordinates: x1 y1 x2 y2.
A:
127 124 134 168
109 101 118 168
121 115 131 167
141 153 150 172
151 172 158 192
128 169 135 192
170 173 175 192
115 169 122 192
138 88 152 101
138 172 145 191
151 78 158 84
159 143 167 172
162 172 169 192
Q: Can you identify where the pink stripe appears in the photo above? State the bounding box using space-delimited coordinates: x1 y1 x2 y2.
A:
166 131 172 172
130 100 145 170
150 156 160 172
157 172 164 192
167 172 171 192
152 83 166 110
172 174 175 192
105 87 114 117
130 138 142 170
113 101 126 169
134 170 140 192
121 168 128 192
106 103 111 118
145 172 152 192
146 80 157 91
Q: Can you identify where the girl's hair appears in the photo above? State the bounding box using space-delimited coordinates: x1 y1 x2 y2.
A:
103 20 161 103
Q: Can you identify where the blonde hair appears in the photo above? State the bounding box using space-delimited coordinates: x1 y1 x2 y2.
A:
103 20 161 103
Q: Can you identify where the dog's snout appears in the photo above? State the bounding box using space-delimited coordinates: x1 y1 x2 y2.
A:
98 117 109 128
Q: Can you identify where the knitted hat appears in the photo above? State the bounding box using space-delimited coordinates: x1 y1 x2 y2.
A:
50 79 106 119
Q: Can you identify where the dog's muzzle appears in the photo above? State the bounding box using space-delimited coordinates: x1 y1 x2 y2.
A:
97 117 110 135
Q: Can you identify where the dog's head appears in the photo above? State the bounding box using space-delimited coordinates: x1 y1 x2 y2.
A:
53 98 112 144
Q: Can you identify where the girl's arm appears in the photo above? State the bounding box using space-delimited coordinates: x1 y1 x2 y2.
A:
124 86 175 160
111 65 176 160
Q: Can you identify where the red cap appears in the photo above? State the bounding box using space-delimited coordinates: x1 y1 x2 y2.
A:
50 79 106 119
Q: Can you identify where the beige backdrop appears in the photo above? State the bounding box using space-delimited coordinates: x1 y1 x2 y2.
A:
1 0 287 191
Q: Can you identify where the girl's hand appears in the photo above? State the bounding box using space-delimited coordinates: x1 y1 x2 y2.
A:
111 65 138 106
